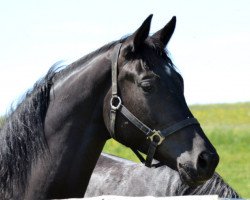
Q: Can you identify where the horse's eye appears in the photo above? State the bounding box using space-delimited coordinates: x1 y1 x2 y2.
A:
140 81 154 93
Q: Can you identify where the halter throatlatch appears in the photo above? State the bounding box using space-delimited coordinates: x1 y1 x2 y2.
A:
109 43 200 167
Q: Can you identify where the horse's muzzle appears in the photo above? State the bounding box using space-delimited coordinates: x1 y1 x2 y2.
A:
178 151 219 186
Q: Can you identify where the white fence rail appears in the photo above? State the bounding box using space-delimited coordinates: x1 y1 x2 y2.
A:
63 195 248 200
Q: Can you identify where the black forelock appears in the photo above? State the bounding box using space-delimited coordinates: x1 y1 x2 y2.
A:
145 36 175 69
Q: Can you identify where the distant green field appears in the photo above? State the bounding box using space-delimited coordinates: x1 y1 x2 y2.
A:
0 116 5 128
104 102 250 198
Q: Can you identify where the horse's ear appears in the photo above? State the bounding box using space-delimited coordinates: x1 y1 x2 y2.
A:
151 16 176 48
125 14 153 52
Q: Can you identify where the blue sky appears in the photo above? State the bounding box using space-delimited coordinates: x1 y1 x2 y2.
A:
0 0 250 115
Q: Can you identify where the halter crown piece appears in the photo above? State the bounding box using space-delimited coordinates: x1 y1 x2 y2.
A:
109 43 200 167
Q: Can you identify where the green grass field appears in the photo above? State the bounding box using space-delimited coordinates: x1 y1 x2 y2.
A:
104 102 250 198
0 116 5 128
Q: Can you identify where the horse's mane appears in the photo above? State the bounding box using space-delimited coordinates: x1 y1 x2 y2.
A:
178 172 240 198
0 63 59 198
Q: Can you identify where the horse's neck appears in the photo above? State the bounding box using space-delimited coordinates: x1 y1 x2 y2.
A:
45 52 111 141
26 53 112 199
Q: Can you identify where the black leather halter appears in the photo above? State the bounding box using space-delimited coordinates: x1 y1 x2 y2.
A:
109 43 200 167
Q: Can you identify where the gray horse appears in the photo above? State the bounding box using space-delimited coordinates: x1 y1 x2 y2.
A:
85 153 239 198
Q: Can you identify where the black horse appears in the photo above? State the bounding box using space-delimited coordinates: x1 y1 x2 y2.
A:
85 153 239 198
0 15 219 199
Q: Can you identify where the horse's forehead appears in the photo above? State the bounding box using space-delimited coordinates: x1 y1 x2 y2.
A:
121 47 174 79
123 59 174 81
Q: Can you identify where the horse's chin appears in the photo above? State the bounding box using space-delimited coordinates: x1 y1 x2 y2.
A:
177 163 207 187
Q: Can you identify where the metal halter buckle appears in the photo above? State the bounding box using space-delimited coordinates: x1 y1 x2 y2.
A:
110 96 122 110
147 130 165 146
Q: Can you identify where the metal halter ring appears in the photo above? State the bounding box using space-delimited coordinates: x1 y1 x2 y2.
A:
147 130 165 146
110 96 122 110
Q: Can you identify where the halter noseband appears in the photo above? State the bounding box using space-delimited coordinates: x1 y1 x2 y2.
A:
109 43 200 167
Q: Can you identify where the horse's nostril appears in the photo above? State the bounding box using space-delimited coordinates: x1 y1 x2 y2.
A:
197 151 219 176
198 152 208 169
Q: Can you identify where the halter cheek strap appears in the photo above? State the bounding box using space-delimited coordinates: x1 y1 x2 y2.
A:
109 43 200 167
110 43 122 139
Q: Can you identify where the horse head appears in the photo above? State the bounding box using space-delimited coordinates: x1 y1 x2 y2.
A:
103 15 219 186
